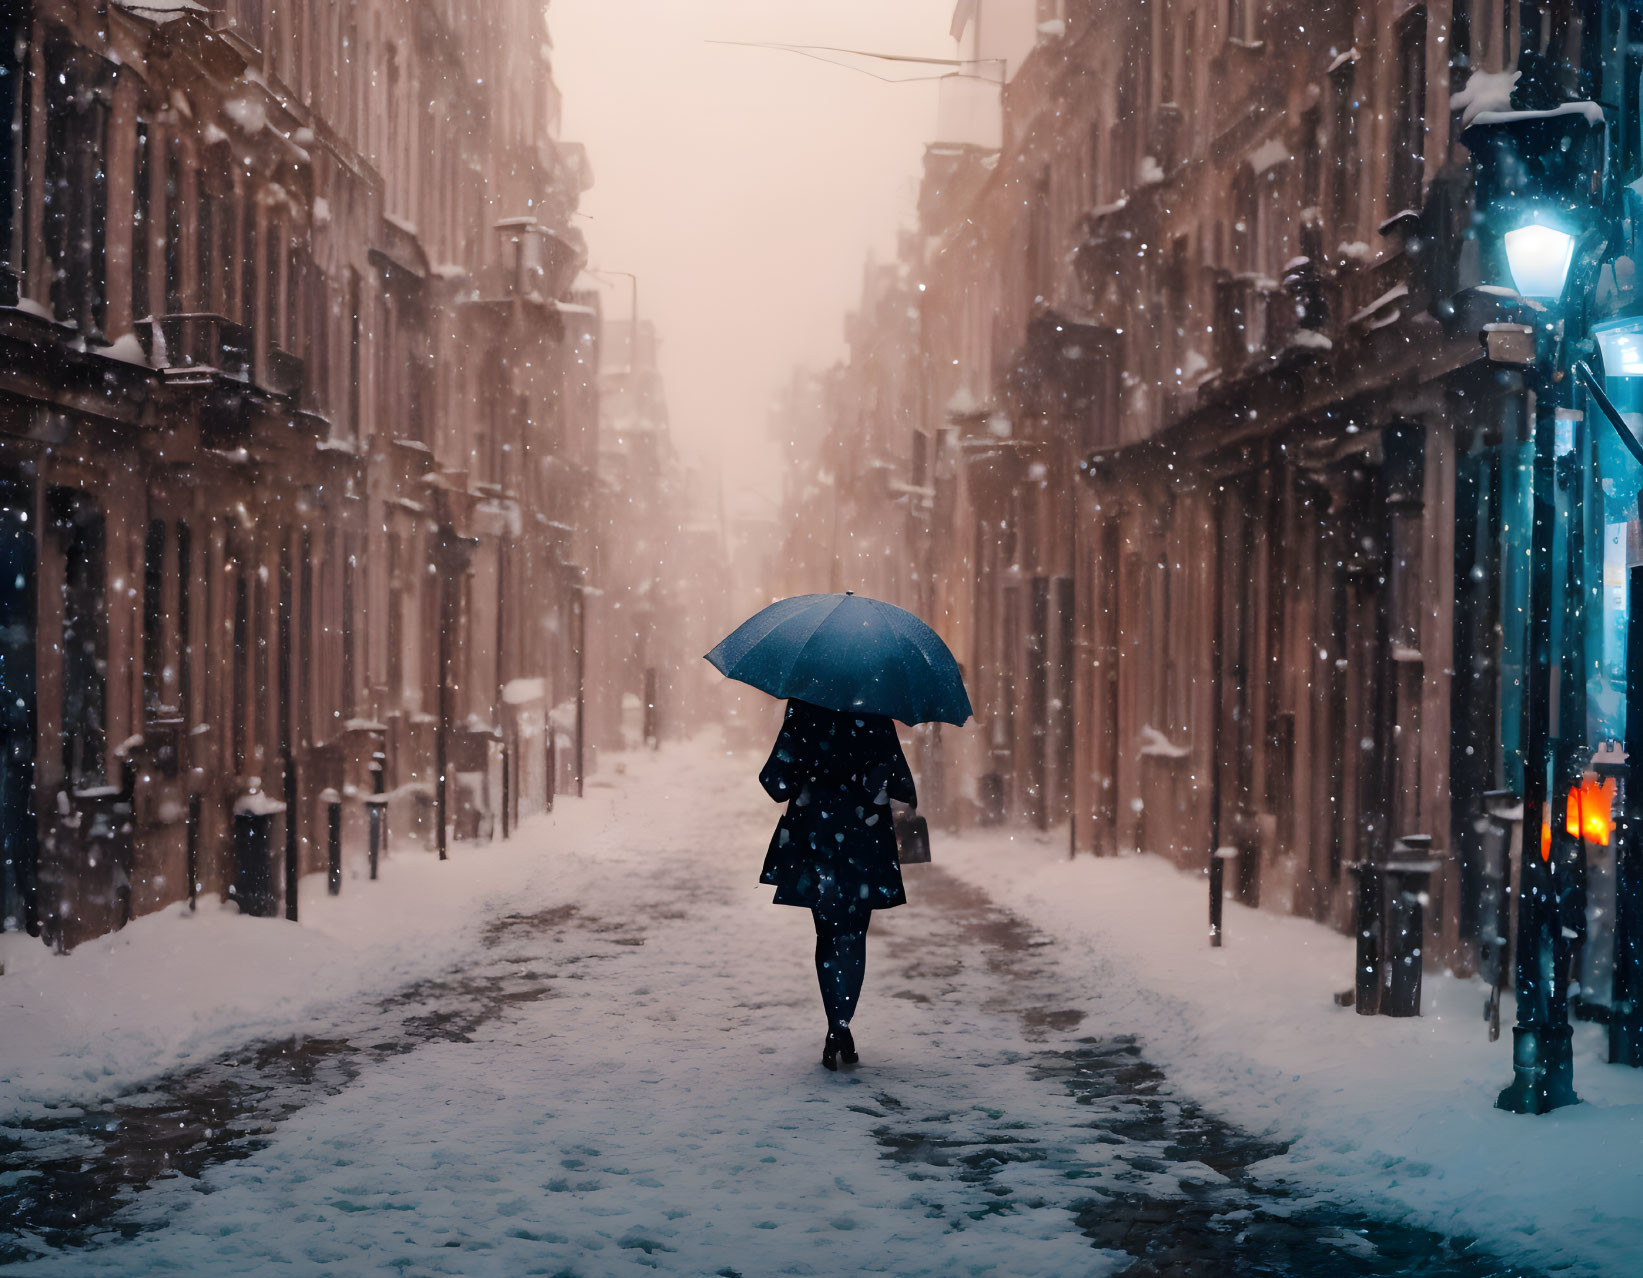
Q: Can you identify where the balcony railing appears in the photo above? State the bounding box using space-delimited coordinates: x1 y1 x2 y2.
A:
135 313 252 382
259 345 305 399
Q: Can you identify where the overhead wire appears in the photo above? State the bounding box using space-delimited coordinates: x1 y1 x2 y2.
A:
705 39 1005 85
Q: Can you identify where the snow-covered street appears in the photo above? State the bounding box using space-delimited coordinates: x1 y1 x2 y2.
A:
0 741 1628 1275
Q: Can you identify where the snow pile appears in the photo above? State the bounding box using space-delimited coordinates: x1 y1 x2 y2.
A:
118 0 208 18
1248 136 1289 175
937 830 1643 1278
2 742 1128 1276
0 806 567 1113
1451 68 1519 127
1287 328 1333 352
6 742 1640 1274
96 332 151 367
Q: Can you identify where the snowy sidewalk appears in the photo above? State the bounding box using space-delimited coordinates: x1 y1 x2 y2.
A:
1 741 1115 1274
936 827 1643 1278
0 772 627 1117
1 740 1634 1275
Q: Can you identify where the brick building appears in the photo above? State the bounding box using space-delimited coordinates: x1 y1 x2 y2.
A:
779 0 1643 1027
0 0 602 947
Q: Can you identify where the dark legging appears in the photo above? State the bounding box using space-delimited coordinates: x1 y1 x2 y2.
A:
813 909 871 1032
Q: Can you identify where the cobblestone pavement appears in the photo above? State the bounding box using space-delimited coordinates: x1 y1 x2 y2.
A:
0 903 627 1261
868 869 1535 1277
0 771 1541 1275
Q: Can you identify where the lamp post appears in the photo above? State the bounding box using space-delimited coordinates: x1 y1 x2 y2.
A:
1502 223 1580 1116
433 526 480 862
588 268 639 371
1462 82 1613 1115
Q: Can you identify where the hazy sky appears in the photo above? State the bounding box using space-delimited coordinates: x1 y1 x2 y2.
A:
551 0 958 514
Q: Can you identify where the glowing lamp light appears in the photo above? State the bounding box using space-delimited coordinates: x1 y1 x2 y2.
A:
1595 318 1643 377
1566 775 1616 847
1503 222 1577 301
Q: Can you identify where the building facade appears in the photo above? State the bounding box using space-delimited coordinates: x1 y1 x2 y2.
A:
778 0 1643 1044
0 0 601 947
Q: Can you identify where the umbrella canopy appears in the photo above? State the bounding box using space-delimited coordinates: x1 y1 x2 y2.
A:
705 592 972 726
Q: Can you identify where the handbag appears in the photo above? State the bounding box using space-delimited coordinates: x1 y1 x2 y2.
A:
894 806 932 865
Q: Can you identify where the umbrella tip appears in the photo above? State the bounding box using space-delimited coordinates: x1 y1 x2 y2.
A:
845 589 854 596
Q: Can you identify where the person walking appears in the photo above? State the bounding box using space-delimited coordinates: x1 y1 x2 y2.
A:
757 699 917 1069
703 591 971 1070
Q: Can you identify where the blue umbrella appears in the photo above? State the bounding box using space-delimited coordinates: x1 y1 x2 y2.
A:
705 592 972 726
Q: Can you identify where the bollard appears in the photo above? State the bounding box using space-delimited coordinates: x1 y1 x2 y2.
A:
186 792 201 912
979 772 1006 826
231 785 285 918
366 794 386 880
546 722 557 813
1209 852 1224 947
322 788 343 896
1383 836 1439 1017
1348 861 1384 1015
1209 847 1237 947
501 731 512 840
367 752 387 881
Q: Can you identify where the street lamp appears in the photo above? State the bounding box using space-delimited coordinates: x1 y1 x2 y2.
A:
1462 87 1613 1116
1502 219 1577 301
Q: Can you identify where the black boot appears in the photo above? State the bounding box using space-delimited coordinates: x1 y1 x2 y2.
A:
822 1031 841 1071
837 1027 858 1065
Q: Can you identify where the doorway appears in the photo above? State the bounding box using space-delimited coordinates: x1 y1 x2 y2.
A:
0 463 37 933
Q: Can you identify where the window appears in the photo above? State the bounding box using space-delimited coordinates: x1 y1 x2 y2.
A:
43 44 110 335
164 133 183 316
0 6 23 267
177 522 192 728
1329 59 1359 235
298 529 313 747
231 0 266 50
306 261 330 415
143 519 166 716
1450 0 1473 95
1026 166 1052 306
1300 107 1323 214
1160 7 1176 104
196 180 215 314
240 196 258 327
232 567 249 774
1165 236 1191 340
386 530 404 698
1232 167 1257 274
1181 12 1198 134
347 269 363 438
283 231 301 352
1389 9 1428 214
1626 7 1643 183
50 488 108 789
132 123 151 319
342 545 356 721
1088 122 1102 203
263 215 282 347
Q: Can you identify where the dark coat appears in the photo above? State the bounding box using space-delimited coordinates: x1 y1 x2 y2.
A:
758 699 917 917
